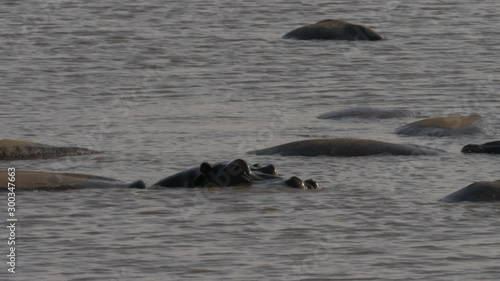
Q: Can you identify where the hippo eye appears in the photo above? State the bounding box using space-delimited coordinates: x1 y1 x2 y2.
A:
228 159 251 176
227 164 242 176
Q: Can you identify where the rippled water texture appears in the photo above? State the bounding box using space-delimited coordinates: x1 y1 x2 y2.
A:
1 0 500 280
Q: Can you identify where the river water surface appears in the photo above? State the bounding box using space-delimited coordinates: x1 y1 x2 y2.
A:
1 0 500 280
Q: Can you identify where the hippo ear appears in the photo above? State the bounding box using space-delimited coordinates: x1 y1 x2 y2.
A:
200 162 213 175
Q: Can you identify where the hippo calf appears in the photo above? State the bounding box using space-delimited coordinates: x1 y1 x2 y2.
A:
152 159 320 189
461 141 500 154
440 180 500 202
283 19 382 41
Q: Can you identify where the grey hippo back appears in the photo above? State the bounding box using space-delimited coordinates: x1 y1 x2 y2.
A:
0 139 100 160
283 19 382 41
248 138 443 157
440 180 500 202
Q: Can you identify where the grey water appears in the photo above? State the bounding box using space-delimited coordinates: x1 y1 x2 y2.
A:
1 0 500 280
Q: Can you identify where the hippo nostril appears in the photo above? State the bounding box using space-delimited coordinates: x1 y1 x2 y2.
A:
304 179 320 189
261 164 278 175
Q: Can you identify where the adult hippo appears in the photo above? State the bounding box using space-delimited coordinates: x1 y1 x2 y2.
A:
439 180 500 202
395 115 485 137
318 107 417 119
282 19 382 41
0 139 100 160
247 138 443 157
461 141 500 154
151 159 320 189
0 170 146 191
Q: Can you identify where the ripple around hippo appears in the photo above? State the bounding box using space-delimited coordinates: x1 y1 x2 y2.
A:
248 138 444 157
282 19 382 41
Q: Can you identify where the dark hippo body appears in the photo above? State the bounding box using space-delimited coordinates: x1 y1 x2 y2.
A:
0 171 146 191
248 138 443 157
283 19 382 41
152 159 319 189
395 115 485 137
461 141 500 154
318 107 417 119
0 139 100 160
440 180 500 202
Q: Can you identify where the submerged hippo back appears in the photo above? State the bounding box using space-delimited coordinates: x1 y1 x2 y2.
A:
318 107 416 119
283 19 382 41
248 138 441 157
396 115 485 137
0 171 136 191
440 181 500 202
0 139 100 160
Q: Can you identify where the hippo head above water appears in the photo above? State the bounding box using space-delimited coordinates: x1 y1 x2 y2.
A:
154 159 319 189
197 159 319 189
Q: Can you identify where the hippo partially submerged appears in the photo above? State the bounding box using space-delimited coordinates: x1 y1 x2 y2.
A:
440 180 500 202
152 159 319 189
283 19 382 41
318 107 417 119
0 139 100 160
461 141 500 154
395 115 485 137
0 171 146 191
248 138 443 157
2 160 319 191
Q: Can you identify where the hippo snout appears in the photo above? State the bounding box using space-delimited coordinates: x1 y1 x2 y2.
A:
285 177 320 189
